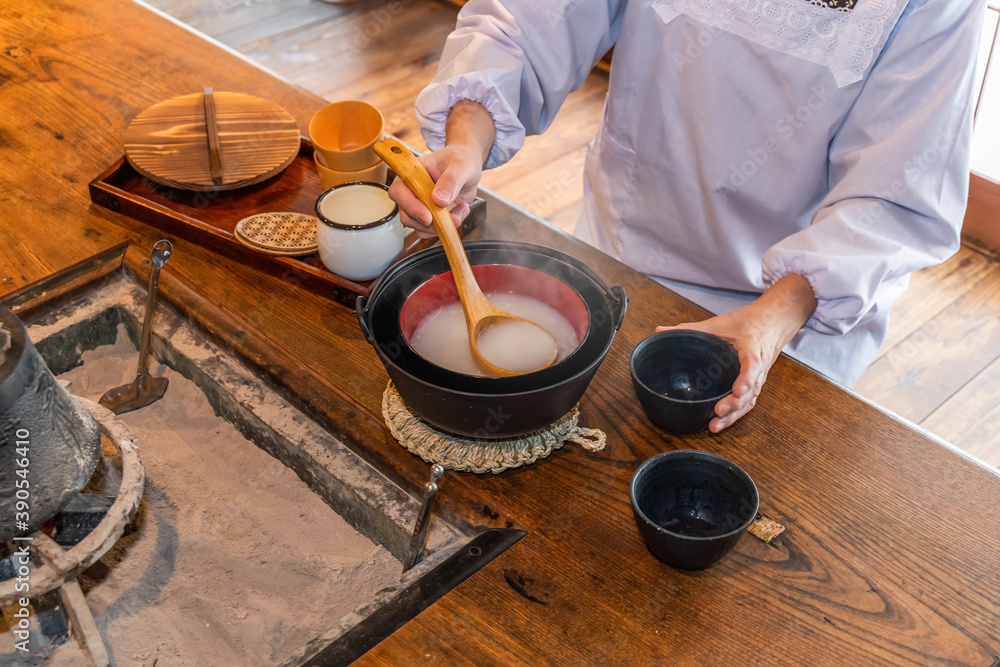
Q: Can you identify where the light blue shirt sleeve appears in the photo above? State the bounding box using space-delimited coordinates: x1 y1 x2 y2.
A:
762 0 984 336
415 0 627 168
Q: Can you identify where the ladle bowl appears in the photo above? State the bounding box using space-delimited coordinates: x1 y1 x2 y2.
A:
373 137 558 376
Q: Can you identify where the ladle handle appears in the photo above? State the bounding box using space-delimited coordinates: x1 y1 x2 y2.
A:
403 464 445 573
373 137 492 322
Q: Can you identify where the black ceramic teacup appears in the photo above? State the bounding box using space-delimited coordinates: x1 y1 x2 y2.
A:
630 330 740 434
630 450 758 570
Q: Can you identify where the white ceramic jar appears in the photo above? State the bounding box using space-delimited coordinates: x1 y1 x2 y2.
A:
315 182 404 282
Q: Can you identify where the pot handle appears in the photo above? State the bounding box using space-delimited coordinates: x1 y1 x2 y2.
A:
355 296 375 345
610 286 628 332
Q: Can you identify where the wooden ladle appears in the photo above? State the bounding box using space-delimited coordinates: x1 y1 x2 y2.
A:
373 137 558 377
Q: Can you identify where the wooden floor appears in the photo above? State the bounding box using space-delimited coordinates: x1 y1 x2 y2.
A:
146 0 1000 466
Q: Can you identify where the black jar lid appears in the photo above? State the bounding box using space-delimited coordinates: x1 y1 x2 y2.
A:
315 181 399 231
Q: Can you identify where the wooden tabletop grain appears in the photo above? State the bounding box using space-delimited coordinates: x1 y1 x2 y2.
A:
2 1 999 665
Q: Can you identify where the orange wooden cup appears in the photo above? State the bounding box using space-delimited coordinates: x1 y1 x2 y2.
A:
314 151 388 189
308 100 384 172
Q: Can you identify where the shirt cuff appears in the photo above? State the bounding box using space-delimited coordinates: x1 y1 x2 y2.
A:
761 261 862 337
415 75 526 169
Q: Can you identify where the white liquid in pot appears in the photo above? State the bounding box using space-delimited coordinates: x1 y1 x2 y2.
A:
408 293 580 376
477 319 558 374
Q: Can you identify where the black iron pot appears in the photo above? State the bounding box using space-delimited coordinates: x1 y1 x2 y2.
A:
356 241 627 438
0 306 101 541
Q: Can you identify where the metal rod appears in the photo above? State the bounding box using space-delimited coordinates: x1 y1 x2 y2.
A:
403 464 445 572
136 240 172 377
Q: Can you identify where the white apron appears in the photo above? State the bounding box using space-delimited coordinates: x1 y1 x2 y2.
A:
416 0 984 386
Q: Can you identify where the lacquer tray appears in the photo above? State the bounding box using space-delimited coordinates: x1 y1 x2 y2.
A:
88 138 484 308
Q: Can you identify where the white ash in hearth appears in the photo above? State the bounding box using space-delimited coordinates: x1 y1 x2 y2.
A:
3 327 399 666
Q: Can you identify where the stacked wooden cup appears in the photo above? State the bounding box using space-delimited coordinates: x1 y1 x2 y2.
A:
308 100 388 189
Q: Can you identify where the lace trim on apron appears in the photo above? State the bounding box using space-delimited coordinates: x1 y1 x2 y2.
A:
652 0 907 87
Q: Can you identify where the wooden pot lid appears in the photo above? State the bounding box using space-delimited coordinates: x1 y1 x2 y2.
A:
124 91 300 191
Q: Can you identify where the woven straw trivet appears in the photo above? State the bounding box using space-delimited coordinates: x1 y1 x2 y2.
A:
382 382 606 474
234 212 318 255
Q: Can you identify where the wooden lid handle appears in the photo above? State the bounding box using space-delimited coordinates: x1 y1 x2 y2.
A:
203 88 224 186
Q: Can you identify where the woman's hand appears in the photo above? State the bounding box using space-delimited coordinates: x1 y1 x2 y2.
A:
387 100 496 238
387 144 482 237
656 274 818 433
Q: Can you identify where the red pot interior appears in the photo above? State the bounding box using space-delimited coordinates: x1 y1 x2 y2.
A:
399 264 590 346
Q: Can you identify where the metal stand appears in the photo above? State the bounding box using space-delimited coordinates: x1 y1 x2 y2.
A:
1 397 145 666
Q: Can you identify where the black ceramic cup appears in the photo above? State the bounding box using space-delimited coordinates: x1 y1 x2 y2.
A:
630 450 758 570
630 330 740 434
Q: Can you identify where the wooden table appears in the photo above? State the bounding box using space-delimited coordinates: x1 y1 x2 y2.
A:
2 1 999 664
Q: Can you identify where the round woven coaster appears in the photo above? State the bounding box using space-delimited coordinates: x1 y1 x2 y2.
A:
234 230 317 256
234 212 318 255
382 382 606 474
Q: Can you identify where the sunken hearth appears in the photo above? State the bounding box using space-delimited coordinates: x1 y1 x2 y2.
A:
0 272 506 666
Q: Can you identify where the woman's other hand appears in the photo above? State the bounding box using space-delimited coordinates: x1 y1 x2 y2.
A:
656 274 818 433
